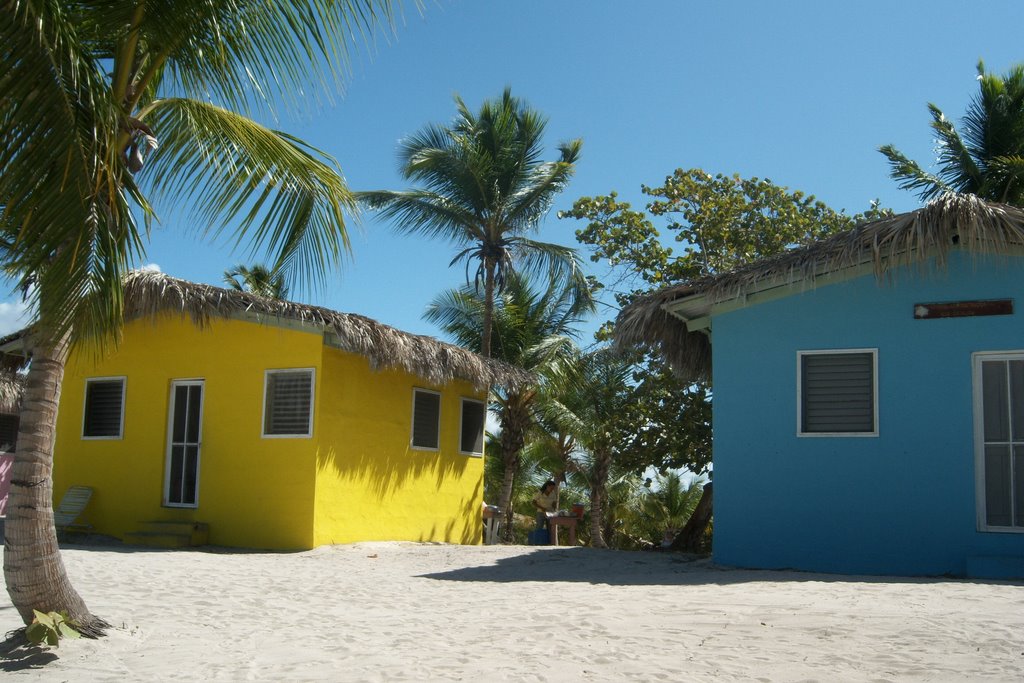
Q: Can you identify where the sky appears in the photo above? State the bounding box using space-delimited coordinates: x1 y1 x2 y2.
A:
3 0 1024 340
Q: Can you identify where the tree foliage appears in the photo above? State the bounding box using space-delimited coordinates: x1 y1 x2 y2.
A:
426 271 593 538
560 169 889 479
880 61 1024 206
360 89 584 357
0 0 399 632
223 263 289 300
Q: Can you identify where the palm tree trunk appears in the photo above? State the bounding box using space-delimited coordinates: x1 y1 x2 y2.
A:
497 396 528 541
589 451 610 548
670 482 713 553
480 259 496 359
3 335 107 636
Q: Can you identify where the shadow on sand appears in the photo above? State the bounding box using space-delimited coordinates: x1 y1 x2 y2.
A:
417 546 1017 588
0 631 57 672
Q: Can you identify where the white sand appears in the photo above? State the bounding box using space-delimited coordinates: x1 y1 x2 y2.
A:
1 543 1023 681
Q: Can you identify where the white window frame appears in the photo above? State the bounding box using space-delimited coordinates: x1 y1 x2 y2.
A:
972 351 1024 534
410 388 441 452
81 376 127 440
796 349 878 438
261 368 315 439
458 397 486 457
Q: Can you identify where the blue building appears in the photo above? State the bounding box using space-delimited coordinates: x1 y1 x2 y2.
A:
618 195 1024 578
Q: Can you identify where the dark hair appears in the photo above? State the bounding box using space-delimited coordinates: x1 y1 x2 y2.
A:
540 480 556 493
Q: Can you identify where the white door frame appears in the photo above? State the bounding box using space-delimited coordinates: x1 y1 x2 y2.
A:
164 379 204 508
972 351 1024 533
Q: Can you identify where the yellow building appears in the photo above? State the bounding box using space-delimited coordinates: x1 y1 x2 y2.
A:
15 272 522 550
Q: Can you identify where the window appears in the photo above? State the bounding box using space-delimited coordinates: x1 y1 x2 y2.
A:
974 354 1024 531
798 350 877 436
411 389 440 450
0 413 18 451
263 369 314 437
82 377 126 439
459 398 485 455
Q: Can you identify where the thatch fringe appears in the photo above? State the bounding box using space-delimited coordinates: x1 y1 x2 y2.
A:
616 194 1024 380
0 368 24 414
117 271 530 391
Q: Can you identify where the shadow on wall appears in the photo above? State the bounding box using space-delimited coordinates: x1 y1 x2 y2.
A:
316 442 472 501
416 505 480 545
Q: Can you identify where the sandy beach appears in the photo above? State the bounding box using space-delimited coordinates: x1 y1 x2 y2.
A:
1 542 1023 681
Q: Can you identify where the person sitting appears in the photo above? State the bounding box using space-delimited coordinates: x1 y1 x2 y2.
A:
532 480 558 530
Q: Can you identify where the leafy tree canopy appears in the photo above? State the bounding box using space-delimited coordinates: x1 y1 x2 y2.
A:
560 169 889 476
562 169 889 307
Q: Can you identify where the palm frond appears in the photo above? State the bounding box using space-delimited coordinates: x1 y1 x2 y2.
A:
131 0 403 115
1 1 145 342
142 98 353 293
878 144 951 201
357 189 479 242
928 103 984 195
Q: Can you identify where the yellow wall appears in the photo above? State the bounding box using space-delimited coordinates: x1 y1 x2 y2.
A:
54 314 323 549
52 313 486 550
312 346 485 546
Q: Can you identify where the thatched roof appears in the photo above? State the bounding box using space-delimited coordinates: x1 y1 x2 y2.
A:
1 271 529 391
0 369 24 414
616 194 1024 380
124 271 529 390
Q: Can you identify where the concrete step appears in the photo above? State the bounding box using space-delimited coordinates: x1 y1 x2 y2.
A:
126 521 209 547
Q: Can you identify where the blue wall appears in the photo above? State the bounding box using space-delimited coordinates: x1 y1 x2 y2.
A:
712 251 1024 577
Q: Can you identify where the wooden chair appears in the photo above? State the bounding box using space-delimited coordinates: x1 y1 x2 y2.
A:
54 485 94 535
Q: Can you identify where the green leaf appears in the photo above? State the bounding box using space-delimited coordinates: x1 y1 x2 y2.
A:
58 622 82 640
25 622 48 645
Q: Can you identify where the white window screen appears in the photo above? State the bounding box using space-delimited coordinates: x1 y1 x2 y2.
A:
264 370 314 437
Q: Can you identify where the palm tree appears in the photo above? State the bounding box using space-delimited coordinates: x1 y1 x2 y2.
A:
641 472 705 543
360 88 583 358
223 263 289 299
0 0 398 634
425 271 593 539
544 346 634 548
880 61 1024 206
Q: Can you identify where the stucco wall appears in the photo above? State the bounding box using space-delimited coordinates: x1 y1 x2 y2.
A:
711 250 1024 576
53 313 486 550
54 315 323 550
312 346 485 546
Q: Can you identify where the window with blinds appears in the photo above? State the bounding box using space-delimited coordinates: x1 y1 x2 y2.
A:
798 350 877 435
83 378 126 438
263 369 314 437
411 389 440 450
460 398 485 455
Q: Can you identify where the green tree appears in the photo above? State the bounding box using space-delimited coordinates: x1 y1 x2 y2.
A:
560 170 888 547
1 0 399 634
223 263 290 299
640 472 705 542
880 61 1024 206
544 346 635 548
425 271 593 539
360 89 584 358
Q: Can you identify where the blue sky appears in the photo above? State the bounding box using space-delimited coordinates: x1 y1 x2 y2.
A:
3 0 1023 340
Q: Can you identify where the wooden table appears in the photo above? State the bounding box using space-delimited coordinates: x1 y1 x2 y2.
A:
548 515 578 546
